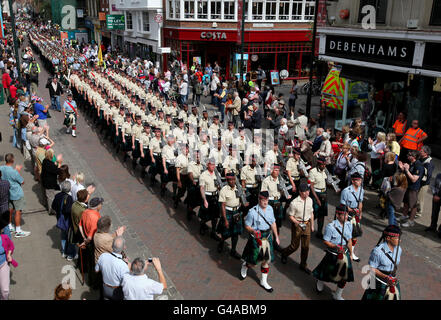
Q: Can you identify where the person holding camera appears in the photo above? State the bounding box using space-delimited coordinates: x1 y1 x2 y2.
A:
122 257 167 300
280 182 314 274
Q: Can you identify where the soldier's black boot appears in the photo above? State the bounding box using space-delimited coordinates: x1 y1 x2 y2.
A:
132 159 137 170
123 153 128 162
141 168 146 178
186 208 193 221
160 184 166 197
217 240 224 253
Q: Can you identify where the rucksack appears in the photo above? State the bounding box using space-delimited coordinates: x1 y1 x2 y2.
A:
421 157 433 183
354 162 371 186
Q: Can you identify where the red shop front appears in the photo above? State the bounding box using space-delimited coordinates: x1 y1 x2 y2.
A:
163 28 312 80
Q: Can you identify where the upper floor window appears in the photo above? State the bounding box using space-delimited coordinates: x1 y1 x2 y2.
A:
126 12 133 30
224 0 235 20
358 0 388 24
430 0 441 25
184 0 195 18
142 12 150 31
197 0 208 19
252 0 264 20
210 0 221 19
304 0 315 20
265 0 277 20
279 0 290 20
168 0 174 18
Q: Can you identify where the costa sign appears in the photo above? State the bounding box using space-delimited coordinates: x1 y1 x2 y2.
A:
200 31 227 40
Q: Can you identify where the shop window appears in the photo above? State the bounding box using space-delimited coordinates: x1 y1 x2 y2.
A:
288 53 300 78
430 0 441 25
210 0 221 19
252 0 263 20
125 12 133 30
358 0 388 24
265 0 277 20
197 0 208 19
224 0 235 19
168 0 174 18
142 12 150 32
292 1 302 20
184 0 195 18
279 0 290 20
304 0 315 20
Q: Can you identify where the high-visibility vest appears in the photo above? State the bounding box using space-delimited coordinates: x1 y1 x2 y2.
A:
393 120 406 136
400 127 426 151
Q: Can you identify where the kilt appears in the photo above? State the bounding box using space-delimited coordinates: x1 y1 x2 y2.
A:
348 212 363 238
64 112 76 127
241 230 275 265
132 140 141 159
122 135 132 152
198 194 219 222
139 148 151 167
161 163 176 183
312 191 328 217
362 275 401 300
312 249 354 284
269 199 283 220
186 182 202 208
216 209 243 238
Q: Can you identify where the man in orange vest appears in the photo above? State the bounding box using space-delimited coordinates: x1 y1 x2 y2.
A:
392 112 407 141
398 120 428 162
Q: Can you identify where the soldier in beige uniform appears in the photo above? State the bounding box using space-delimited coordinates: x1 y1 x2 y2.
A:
148 127 164 186
131 115 144 170
222 121 236 146
286 147 302 194
241 154 260 210
222 145 239 176
245 135 263 165
198 158 221 240
146 106 158 129
161 134 177 197
209 139 225 168
263 143 279 175
186 150 204 220
188 106 199 130
261 164 291 237
280 183 314 273
113 106 125 152
178 104 189 124
174 143 190 208
198 131 211 162
199 110 210 133
139 123 152 178
309 157 328 239
216 172 245 259
208 115 220 140
121 113 133 162
172 119 187 144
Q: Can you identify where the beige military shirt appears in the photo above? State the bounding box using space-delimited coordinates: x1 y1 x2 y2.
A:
139 132 150 149
286 158 300 178
219 185 240 208
173 127 187 143
208 123 219 138
149 137 162 154
309 168 327 190
199 118 209 131
264 150 278 167
114 114 124 127
261 175 281 199
209 148 224 165
178 110 188 123
287 196 313 222
188 162 203 180
175 154 189 175
162 145 176 162
147 114 158 128
199 170 218 192
199 142 210 160
121 121 132 135
223 130 235 146
241 165 257 186
131 124 143 140
188 114 199 127
222 156 239 174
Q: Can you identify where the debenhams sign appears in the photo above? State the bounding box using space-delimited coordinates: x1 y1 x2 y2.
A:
325 35 415 67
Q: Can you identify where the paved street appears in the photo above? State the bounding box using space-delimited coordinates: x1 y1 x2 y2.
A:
2 44 441 300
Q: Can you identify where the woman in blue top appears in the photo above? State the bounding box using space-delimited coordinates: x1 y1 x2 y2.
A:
313 204 354 300
362 225 402 300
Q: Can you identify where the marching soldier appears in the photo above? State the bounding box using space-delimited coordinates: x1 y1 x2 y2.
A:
186 150 204 221
313 204 354 300
245 134 263 165
131 115 144 170
209 139 225 169
310 157 328 239
198 158 221 240
222 145 239 176
240 191 280 293
241 154 260 211
113 106 125 151
362 225 402 300
199 110 210 133
198 131 211 163
173 118 187 144
188 106 199 130
280 182 314 274
161 134 177 197
222 121 236 146
174 143 190 208
148 127 164 186
263 141 279 175
285 147 302 194
121 113 133 162
139 123 152 178
340 172 364 262
146 106 159 130
178 104 189 124
217 172 247 260
208 115 220 140
62 93 79 137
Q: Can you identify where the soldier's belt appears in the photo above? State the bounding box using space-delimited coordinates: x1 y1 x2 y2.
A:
226 206 240 211
269 197 280 201
166 160 175 165
153 152 161 156
124 134 131 137
135 138 140 142
314 188 326 193
293 176 300 181
193 179 199 183
205 191 218 196
246 184 258 188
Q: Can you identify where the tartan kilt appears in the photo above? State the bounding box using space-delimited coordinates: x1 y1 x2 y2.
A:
186 183 202 208
216 210 243 238
269 200 283 220
241 230 275 265
312 250 354 284
198 195 219 221
122 135 132 152
362 277 401 300
161 163 176 183
132 140 141 158
312 191 328 217
139 148 151 167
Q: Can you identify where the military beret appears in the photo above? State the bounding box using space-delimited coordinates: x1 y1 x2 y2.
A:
259 191 269 199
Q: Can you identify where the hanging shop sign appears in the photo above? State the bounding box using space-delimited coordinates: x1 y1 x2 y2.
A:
270 70 280 85
251 54 258 62
325 35 415 67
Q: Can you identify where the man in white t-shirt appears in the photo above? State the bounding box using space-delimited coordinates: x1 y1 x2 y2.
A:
122 257 167 300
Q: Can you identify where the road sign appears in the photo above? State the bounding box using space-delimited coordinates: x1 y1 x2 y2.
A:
159 47 171 54
154 14 163 23
106 14 125 30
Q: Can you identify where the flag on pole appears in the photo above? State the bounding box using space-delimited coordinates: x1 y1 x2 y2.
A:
98 44 103 67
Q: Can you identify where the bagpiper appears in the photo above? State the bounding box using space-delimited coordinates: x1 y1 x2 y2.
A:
62 93 79 137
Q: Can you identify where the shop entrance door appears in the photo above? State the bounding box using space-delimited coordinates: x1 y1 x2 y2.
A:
205 44 230 79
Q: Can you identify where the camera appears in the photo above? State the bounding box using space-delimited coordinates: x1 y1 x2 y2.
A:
299 223 307 231
148 258 153 263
